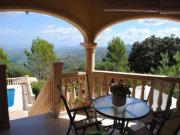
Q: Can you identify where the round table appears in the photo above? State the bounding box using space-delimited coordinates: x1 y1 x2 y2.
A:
92 95 150 134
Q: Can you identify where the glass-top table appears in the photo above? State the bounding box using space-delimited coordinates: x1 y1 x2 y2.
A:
92 95 150 134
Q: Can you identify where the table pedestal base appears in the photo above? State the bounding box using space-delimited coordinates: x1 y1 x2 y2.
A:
105 119 129 135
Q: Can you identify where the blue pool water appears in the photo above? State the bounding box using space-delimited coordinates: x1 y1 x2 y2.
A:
7 88 15 107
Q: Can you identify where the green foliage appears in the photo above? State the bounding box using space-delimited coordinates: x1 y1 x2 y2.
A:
31 80 45 98
161 35 180 66
7 64 33 77
150 47 180 77
62 55 85 72
96 61 119 71
110 79 131 97
168 52 180 76
63 63 85 73
0 48 32 77
128 35 180 73
0 48 10 64
24 37 59 79
96 36 128 72
150 52 170 75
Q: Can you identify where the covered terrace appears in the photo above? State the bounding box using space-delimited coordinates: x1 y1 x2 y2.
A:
0 0 180 134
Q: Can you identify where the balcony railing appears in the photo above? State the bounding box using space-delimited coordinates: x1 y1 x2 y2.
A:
7 77 26 85
92 70 180 111
28 62 180 116
7 76 35 108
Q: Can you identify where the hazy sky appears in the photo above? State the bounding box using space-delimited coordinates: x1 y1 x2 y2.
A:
0 11 180 49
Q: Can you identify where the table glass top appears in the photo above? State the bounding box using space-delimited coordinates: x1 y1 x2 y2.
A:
92 95 150 120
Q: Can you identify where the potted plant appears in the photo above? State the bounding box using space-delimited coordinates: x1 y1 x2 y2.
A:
110 78 131 107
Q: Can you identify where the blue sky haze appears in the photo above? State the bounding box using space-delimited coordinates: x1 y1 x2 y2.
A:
0 11 180 49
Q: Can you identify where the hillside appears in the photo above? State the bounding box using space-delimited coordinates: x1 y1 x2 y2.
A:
4 44 132 67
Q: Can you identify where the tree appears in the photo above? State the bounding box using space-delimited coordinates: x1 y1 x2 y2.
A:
151 52 180 98
96 61 118 71
128 36 161 73
168 52 180 76
7 64 33 77
150 52 171 75
0 48 9 64
24 37 59 79
0 48 32 77
161 35 180 66
151 52 180 77
96 36 128 72
128 35 180 73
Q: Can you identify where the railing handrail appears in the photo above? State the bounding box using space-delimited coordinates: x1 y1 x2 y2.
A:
25 76 35 105
62 71 86 79
28 67 180 117
7 77 26 85
28 73 53 116
93 70 180 83
7 77 25 79
7 76 35 109
28 62 63 117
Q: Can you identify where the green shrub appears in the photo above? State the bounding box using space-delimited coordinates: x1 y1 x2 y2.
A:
32 80 45 98
7 64 33 77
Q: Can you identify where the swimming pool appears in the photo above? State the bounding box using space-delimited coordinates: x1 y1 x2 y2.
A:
7 88 15 107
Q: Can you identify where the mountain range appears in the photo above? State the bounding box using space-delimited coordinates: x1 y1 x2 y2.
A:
4 44 132 67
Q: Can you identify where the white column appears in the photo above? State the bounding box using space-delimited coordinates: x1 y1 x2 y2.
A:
81 43 97 98
81 42 97 73
51 62 63 117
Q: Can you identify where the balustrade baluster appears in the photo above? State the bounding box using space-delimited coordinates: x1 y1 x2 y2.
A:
63 79 69 101
148 80 154 108
68 79 73 108
166 82 174 111
91 76 95 98
123 79 128 85
48 82 50 102
98 76 103 97
78 77 83 102
177 83 180 111
132 80 137 97
157 81 163 111
86 74 94 98
114 77 119 83
106 77 111 94
140 80 146 100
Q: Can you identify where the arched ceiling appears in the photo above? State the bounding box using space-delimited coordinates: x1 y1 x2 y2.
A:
0 0 179 43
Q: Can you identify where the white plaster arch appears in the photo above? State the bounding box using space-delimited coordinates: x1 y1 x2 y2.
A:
0 8 88 43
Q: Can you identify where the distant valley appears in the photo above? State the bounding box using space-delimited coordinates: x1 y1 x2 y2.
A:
4 45 132 68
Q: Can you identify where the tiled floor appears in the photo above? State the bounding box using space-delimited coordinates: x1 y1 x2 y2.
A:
1 113 69 135
8 111 28 120
0 111 145 135
3 110 180 135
